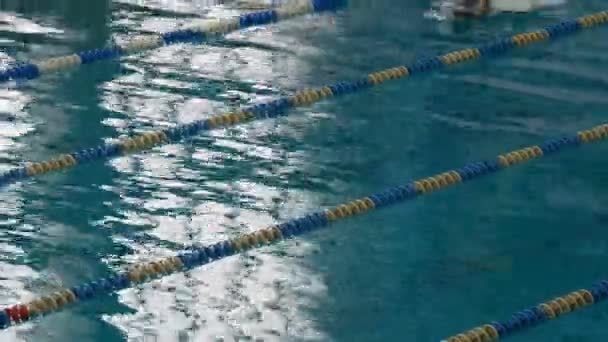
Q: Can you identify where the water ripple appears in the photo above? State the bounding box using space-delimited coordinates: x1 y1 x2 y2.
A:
0 1 608 341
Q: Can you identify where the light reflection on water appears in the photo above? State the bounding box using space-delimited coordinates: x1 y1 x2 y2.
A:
104 1 335 340
0 0 336 341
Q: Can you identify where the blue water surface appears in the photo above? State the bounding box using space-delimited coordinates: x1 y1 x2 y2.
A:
0 0 607 341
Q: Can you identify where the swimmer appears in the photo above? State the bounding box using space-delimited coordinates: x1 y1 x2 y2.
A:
229 0 280 10
232 0 273 10
435 0 564 20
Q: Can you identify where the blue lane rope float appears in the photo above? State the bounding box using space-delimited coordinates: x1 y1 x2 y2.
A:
1 122 607 329
441 280 608 341
0 0 345 83
1 10 607 190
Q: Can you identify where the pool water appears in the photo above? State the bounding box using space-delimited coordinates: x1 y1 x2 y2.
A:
0 0 608 341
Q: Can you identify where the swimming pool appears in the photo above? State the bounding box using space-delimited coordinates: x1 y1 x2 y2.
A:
0 0 607 341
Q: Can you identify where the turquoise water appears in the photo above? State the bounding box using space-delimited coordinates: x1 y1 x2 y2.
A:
0 0 608 341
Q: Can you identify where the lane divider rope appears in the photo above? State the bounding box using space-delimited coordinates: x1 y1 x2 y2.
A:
441 278 608 341
1 121 607 329
0 0 345 83
1 10 607 189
